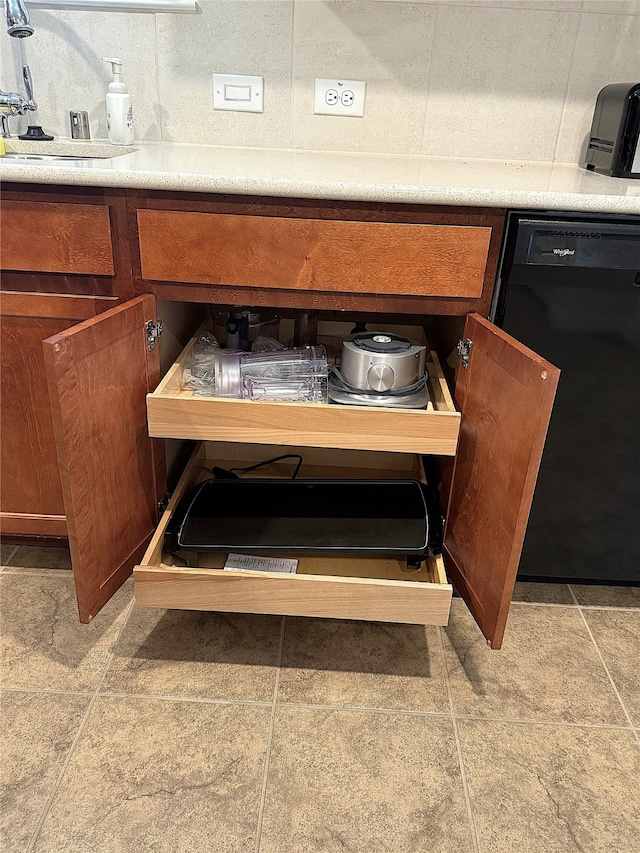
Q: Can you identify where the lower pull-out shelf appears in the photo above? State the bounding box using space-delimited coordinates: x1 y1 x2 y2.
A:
133 442 453 626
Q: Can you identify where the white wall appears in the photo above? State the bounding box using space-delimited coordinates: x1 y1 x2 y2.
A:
1 0 638 163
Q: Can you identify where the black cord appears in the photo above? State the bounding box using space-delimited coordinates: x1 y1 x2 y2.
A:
231 454 303 479
202 453 304 480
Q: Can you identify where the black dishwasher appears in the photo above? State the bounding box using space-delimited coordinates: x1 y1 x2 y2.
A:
492 211 640 584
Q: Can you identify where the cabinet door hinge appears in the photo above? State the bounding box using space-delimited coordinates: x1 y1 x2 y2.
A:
146 319 163 350
457 338 472 369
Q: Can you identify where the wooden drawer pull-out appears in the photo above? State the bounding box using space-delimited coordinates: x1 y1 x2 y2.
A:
147 334 460 456
1 201 114 275
138 210 491 299
134 443 452 626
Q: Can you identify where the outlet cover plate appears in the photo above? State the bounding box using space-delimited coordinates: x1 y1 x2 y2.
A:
213 73 263 113
314 78 366 117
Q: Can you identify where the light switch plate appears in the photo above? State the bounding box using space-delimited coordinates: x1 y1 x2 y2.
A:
314 78 366 117
213 74 263 113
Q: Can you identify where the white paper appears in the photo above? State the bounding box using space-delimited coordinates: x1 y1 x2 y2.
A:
223 553 298 574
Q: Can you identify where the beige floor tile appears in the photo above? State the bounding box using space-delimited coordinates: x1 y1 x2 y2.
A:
32 696 270 853
458 719 640 853
101 607 282 702
278 617 449 712
571 584 640 608
260 707 474 853
511 582 574 604
1 690 89 852
584 609 640 726
0 575 132 691
3 545 72 574
442 601 626 724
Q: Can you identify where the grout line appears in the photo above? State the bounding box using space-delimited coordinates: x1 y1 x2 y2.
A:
96 596 137 687
25 710 93 851
438 628 480 853
26 596 136 852
97 690 273 708
10 681 633 729
0 685 95 698
276 701 452 719
419 0 441 156
509 600 579 608
153 13 163 143
254 616 286 853
274 700 638 731
434 1 605 11
1 570 73 578
1 544 20 568
552 2 582 163
453 713 635 732
289 0 296 149
567 584 640 611
510 599 639 612
569 585 640 747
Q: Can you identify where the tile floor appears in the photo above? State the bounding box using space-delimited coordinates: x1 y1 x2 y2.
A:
1 545 639 853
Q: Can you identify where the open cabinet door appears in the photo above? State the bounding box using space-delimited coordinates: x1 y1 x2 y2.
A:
43 295 165 623
443 313 559 649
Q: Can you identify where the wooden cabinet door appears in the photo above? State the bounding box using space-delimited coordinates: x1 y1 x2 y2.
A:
0 291 117 538
444 313 560 650
43 295 165 622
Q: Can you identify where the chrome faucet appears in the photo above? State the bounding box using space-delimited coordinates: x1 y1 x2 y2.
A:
0 64 37 137
1 0 35 136
4 0 33 38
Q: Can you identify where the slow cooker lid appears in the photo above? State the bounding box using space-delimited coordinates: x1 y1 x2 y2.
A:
352 333 412 354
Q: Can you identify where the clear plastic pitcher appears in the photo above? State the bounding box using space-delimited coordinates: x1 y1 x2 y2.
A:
183 339 328 404
216 346 328 402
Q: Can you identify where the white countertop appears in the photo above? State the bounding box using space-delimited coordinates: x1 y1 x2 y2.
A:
1 139 639 214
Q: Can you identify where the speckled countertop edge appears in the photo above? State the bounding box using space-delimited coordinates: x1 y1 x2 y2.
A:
1 142 638 215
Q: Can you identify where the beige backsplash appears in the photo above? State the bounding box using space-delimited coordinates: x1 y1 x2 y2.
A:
1 0 638 164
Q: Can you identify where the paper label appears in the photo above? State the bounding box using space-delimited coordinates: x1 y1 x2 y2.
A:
223 553 298 574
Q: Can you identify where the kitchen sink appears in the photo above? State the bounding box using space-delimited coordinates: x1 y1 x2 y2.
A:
3 153 95 161
2 141 137 160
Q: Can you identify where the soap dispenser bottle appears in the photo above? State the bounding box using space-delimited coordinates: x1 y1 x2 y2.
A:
102 57 134 145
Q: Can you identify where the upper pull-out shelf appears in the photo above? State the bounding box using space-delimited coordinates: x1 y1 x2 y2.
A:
146 331 460 456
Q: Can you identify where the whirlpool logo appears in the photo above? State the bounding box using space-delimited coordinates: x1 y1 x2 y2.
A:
552 248 575 256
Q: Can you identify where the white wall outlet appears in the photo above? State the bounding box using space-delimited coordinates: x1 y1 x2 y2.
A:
213 74 263 113
314 78 366 117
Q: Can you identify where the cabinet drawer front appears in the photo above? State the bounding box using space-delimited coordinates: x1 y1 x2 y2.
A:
137 210 490 298
1 201 114 275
